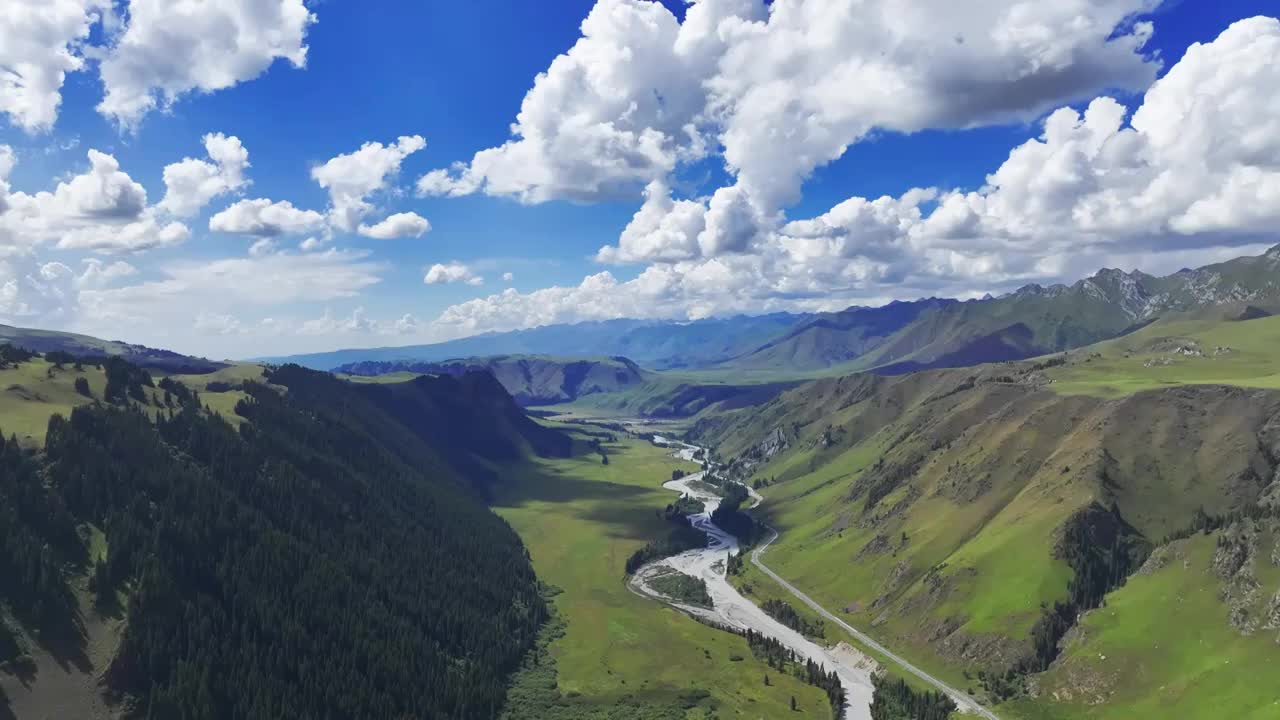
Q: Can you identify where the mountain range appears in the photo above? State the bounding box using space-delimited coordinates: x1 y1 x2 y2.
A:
267 245 1280 378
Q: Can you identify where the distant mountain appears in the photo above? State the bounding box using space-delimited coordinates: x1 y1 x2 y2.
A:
0 323 225 373
336 354 649 406
726 298 958 371
259 313 810 371
264 244 1280 378
685 313 1280 718
724 244 1280 375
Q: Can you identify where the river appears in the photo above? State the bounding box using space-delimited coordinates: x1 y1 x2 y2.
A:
632 436 999 720
631 438 877 719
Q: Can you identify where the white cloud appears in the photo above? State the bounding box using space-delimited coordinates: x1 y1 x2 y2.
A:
312 135 426 232
417 0 760 203
0 0 105 132
298 306 377 336
357 211 431 239
424 261 483 286
56 214 191 252
435 17 1280 335
209 198 325 237
75 258 137 288
159 133 250 217
193 311 244 335
79 249 383 327
0 148 190 254
248 238 276 257
298 235 327 252
393 313 420 334
97 0 316 125
0 254 138 324
598 180 705 263
422 0 1157 214
502 272 514 283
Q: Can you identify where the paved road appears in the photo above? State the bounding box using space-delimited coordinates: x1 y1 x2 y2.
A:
751 528 1001 719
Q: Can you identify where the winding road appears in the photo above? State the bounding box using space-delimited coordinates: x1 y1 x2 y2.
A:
638 437 999 720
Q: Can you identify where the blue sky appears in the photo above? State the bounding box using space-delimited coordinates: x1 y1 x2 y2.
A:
1 0 1278 358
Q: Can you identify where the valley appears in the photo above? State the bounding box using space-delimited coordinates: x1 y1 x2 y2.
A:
4 246 1280 720
4 5 1280 719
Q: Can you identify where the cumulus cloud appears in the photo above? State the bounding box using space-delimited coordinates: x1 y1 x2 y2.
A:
424 262 483 286
159 133 250 217
0 254 138 324
357 212 431 239
0 0 105 132
312 136 426 232
436 17 1280 334
417 0 760 203
209 198 325 237
298 235 327 252
0 148 190 254
297 307 377 336
422 0 1157 216
597 180 705 263
97 0 316 125
392 313 420 334
75 258 137 288
502 272 514 283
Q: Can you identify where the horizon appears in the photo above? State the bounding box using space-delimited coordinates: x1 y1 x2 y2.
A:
1 1 1278 358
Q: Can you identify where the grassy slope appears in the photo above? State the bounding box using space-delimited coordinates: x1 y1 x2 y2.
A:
0 359 103 443
168 362 270 424
690 338 1280 718
0 359 262 444
1047 314 1280 398
494 433 832 718
1008 534 1280 720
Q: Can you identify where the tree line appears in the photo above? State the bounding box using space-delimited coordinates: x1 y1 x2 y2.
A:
1 353 560 719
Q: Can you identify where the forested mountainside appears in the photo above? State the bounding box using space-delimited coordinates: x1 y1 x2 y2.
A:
689 314 1280 717
0 350 568 719
336 354 648 406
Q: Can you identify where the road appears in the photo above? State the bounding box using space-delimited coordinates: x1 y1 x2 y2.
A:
751 528 1000 719
651 435 1000 719
630 469 877 719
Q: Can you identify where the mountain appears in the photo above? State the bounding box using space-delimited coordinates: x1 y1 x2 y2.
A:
261 313 810 371
726 298 958 371
688 312 1280 717
727 244 1280 375
336 354 649 406
0 344 569 718
266 245 1280 380
0 323 226 373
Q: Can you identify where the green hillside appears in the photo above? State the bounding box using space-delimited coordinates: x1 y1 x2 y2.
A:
722 244 1280 377
688 333 1280 718
493 431 830 719
0 323 226 373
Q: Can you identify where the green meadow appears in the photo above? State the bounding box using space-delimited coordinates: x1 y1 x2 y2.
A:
1047 315 1280 397
494 433 834 719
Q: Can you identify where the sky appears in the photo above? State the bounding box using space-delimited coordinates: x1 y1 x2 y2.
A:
1 0 1278 359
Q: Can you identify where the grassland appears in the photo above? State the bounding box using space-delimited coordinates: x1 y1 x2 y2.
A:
1046 315 1280 397
494 432 833 718
0 359 103 443
0 358 264 445
684 312 1280 719
1006 533 1280 720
